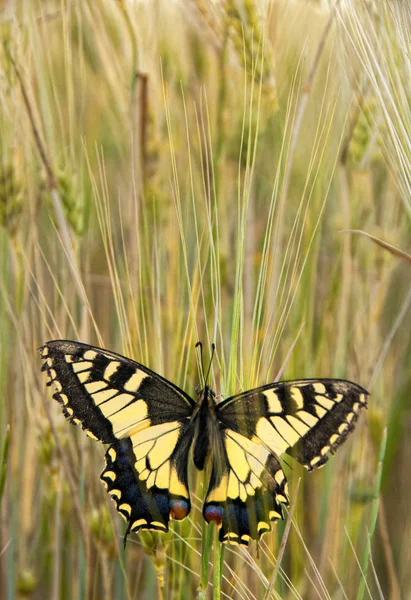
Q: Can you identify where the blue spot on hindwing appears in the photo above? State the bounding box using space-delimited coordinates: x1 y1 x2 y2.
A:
204 504 224 525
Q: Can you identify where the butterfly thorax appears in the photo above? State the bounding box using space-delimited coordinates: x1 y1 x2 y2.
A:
192 385 221 472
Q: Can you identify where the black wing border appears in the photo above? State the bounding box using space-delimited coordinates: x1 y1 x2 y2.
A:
216 377 369 411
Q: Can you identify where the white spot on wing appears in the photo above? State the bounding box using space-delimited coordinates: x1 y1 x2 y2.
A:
92 388 118 405
297 411 318 427
99 394 135 418
77 371 90 383
290 386 305 409
119 503 131 516
132 518 147 529
85 381 107 394
316 396 334 410
286 415 309 436
124 370 149 393
264 389 283 413
72 361 93 373
104 361 121 381
315 405 327 418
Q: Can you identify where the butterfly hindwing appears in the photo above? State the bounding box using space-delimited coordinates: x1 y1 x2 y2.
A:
101 432 192 538
203 428 288 545
40 340 194 535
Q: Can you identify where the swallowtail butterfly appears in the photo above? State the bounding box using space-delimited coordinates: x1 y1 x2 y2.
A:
40 340 368 545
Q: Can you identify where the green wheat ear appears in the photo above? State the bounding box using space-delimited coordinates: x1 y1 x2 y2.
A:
224 0 278 111
348 97 382 166
17 568 38 596
0 164 23 238
89 505 116 551
44 167 87 237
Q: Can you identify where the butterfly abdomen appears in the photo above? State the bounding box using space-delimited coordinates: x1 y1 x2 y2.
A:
192 386 218 471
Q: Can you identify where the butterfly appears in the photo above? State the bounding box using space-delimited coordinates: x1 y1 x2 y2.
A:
39 340 368 546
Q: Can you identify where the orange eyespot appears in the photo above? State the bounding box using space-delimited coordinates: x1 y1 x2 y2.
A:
204 505 223 526
169 499 189 520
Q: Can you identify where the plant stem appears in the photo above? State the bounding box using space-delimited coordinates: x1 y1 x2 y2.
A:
356 427 387 600
264 478 301 600
198 520 214 599
212 529 223 600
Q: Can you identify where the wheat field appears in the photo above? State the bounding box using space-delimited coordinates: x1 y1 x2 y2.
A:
0 1 410 598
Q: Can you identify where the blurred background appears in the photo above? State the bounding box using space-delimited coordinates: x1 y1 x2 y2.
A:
0 0 410 598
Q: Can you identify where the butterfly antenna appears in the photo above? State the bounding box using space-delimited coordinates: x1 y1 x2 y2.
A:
205 343 215 387
195 341 205 388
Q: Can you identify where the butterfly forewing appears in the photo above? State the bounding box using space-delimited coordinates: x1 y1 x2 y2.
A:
40 340 194 536
210 378 368 544
217 379 369 471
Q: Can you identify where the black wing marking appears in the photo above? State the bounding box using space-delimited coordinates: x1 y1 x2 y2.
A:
39 340 194 537
203 428 288 545
217 378 368 470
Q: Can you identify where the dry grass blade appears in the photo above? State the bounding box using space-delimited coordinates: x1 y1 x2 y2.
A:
0 425 10 502
342 229 411 264
263 479 301 600
7 49 98 334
